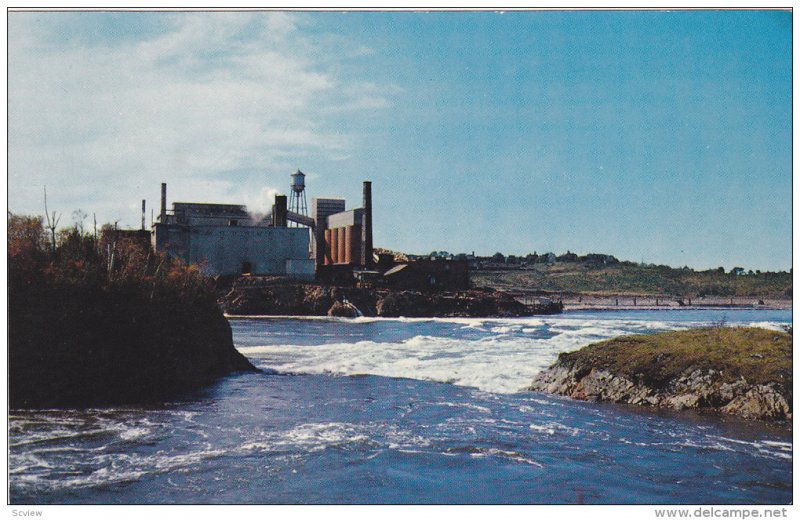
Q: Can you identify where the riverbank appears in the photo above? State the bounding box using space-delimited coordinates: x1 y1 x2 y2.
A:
8 215 257 409
530 327 792 424
471 261 791 301
9 282 257 409
218 277 562 317
559 295 792 311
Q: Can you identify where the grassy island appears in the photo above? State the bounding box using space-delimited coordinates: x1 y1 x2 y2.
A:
561 327 791 392
531 327 792 423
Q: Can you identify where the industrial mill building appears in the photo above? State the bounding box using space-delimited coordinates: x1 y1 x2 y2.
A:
151 172 374 281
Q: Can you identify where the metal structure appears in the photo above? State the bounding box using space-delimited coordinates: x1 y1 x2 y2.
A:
288 169 308 227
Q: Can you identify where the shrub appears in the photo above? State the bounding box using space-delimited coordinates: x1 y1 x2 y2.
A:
8 212 214 305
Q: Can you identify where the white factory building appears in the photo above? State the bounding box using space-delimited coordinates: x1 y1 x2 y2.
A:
150 172 373 281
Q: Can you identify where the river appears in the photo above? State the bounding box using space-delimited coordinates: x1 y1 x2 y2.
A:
9 309 792 504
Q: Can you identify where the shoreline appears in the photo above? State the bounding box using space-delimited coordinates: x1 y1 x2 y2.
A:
557 296 791 312
563 304 791 312
529 327 792 425
224 306 791 321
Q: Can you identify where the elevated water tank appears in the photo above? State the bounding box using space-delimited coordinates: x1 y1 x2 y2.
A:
290 169 306 194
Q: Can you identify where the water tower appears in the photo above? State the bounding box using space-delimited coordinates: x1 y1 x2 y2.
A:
288 169 308 226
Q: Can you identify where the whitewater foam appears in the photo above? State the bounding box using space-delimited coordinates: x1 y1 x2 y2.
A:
236 315 787 394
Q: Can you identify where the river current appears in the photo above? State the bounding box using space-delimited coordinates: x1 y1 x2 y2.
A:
8 309 792 504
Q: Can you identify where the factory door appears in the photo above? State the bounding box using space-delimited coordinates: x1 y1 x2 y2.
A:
241 261 252 275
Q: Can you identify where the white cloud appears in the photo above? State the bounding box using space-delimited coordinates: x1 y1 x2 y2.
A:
8 11 394 228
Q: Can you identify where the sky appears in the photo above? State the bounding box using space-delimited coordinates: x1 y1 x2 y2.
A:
7 10 792 271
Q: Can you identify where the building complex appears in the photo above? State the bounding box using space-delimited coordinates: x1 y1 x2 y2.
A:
151 172 373 281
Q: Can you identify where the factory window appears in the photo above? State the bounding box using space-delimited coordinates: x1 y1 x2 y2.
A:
241 261 252 275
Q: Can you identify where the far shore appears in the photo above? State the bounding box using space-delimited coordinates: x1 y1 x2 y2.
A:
557 295 792 312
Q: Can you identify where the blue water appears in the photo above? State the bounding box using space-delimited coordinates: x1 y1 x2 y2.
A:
9 309 792 504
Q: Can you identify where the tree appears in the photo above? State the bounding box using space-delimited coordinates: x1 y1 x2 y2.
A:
8 212 50 288
8 213 45 259
43 186 61 256
71 209 88 235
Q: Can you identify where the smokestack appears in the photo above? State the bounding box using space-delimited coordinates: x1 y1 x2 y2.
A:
273 194 288 227
141 199 146 231
361 181 373 267
160 183 167 223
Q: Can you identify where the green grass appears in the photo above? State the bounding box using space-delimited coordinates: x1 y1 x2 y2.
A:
472 262 792 298
559 327 792 393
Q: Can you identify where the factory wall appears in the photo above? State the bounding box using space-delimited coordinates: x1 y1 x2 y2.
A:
154 224 313 279
324 225 362 265
170 203 250 226
326 208 363 229
311 198 346 268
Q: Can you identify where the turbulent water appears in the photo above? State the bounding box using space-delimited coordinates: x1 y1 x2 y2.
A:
9 309 792 504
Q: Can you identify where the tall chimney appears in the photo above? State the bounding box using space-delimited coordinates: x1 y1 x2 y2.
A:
160 183 167 223
141 199 146 231
273 194 288 227
361 181 373 267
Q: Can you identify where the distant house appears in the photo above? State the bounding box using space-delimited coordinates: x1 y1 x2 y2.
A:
383 258 469 291
557 251 579 262
581 253 618 266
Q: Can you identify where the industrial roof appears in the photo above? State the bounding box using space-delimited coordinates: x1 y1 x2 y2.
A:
382 264 409 277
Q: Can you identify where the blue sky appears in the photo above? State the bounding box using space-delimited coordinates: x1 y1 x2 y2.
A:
8 10 792 271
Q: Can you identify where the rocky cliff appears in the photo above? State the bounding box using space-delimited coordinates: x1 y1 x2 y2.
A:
219 279 560 317
529 328 791 423
9 283 257 409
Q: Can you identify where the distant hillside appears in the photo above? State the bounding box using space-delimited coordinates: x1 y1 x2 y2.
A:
471 260 791 298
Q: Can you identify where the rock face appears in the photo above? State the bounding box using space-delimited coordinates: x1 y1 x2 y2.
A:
9 284 257 409
220 280 376 316
220 278 560 318
327 301 361 317
531 349 792 423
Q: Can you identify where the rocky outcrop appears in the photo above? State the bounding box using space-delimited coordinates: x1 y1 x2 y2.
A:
531 349 792 423
374 289 540 317
219 278 559 318
328 301 361 317
9 283 257 409
220 280 376 316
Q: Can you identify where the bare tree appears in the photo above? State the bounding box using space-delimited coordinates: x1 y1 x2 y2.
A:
43 186 61 256
71 209 88 235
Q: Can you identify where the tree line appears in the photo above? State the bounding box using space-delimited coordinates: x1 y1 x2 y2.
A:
8 211 212 305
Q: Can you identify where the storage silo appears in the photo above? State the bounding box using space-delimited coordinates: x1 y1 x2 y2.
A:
324 229 332 265
331 228 340 264
336 227 347 264
344 226 353 264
